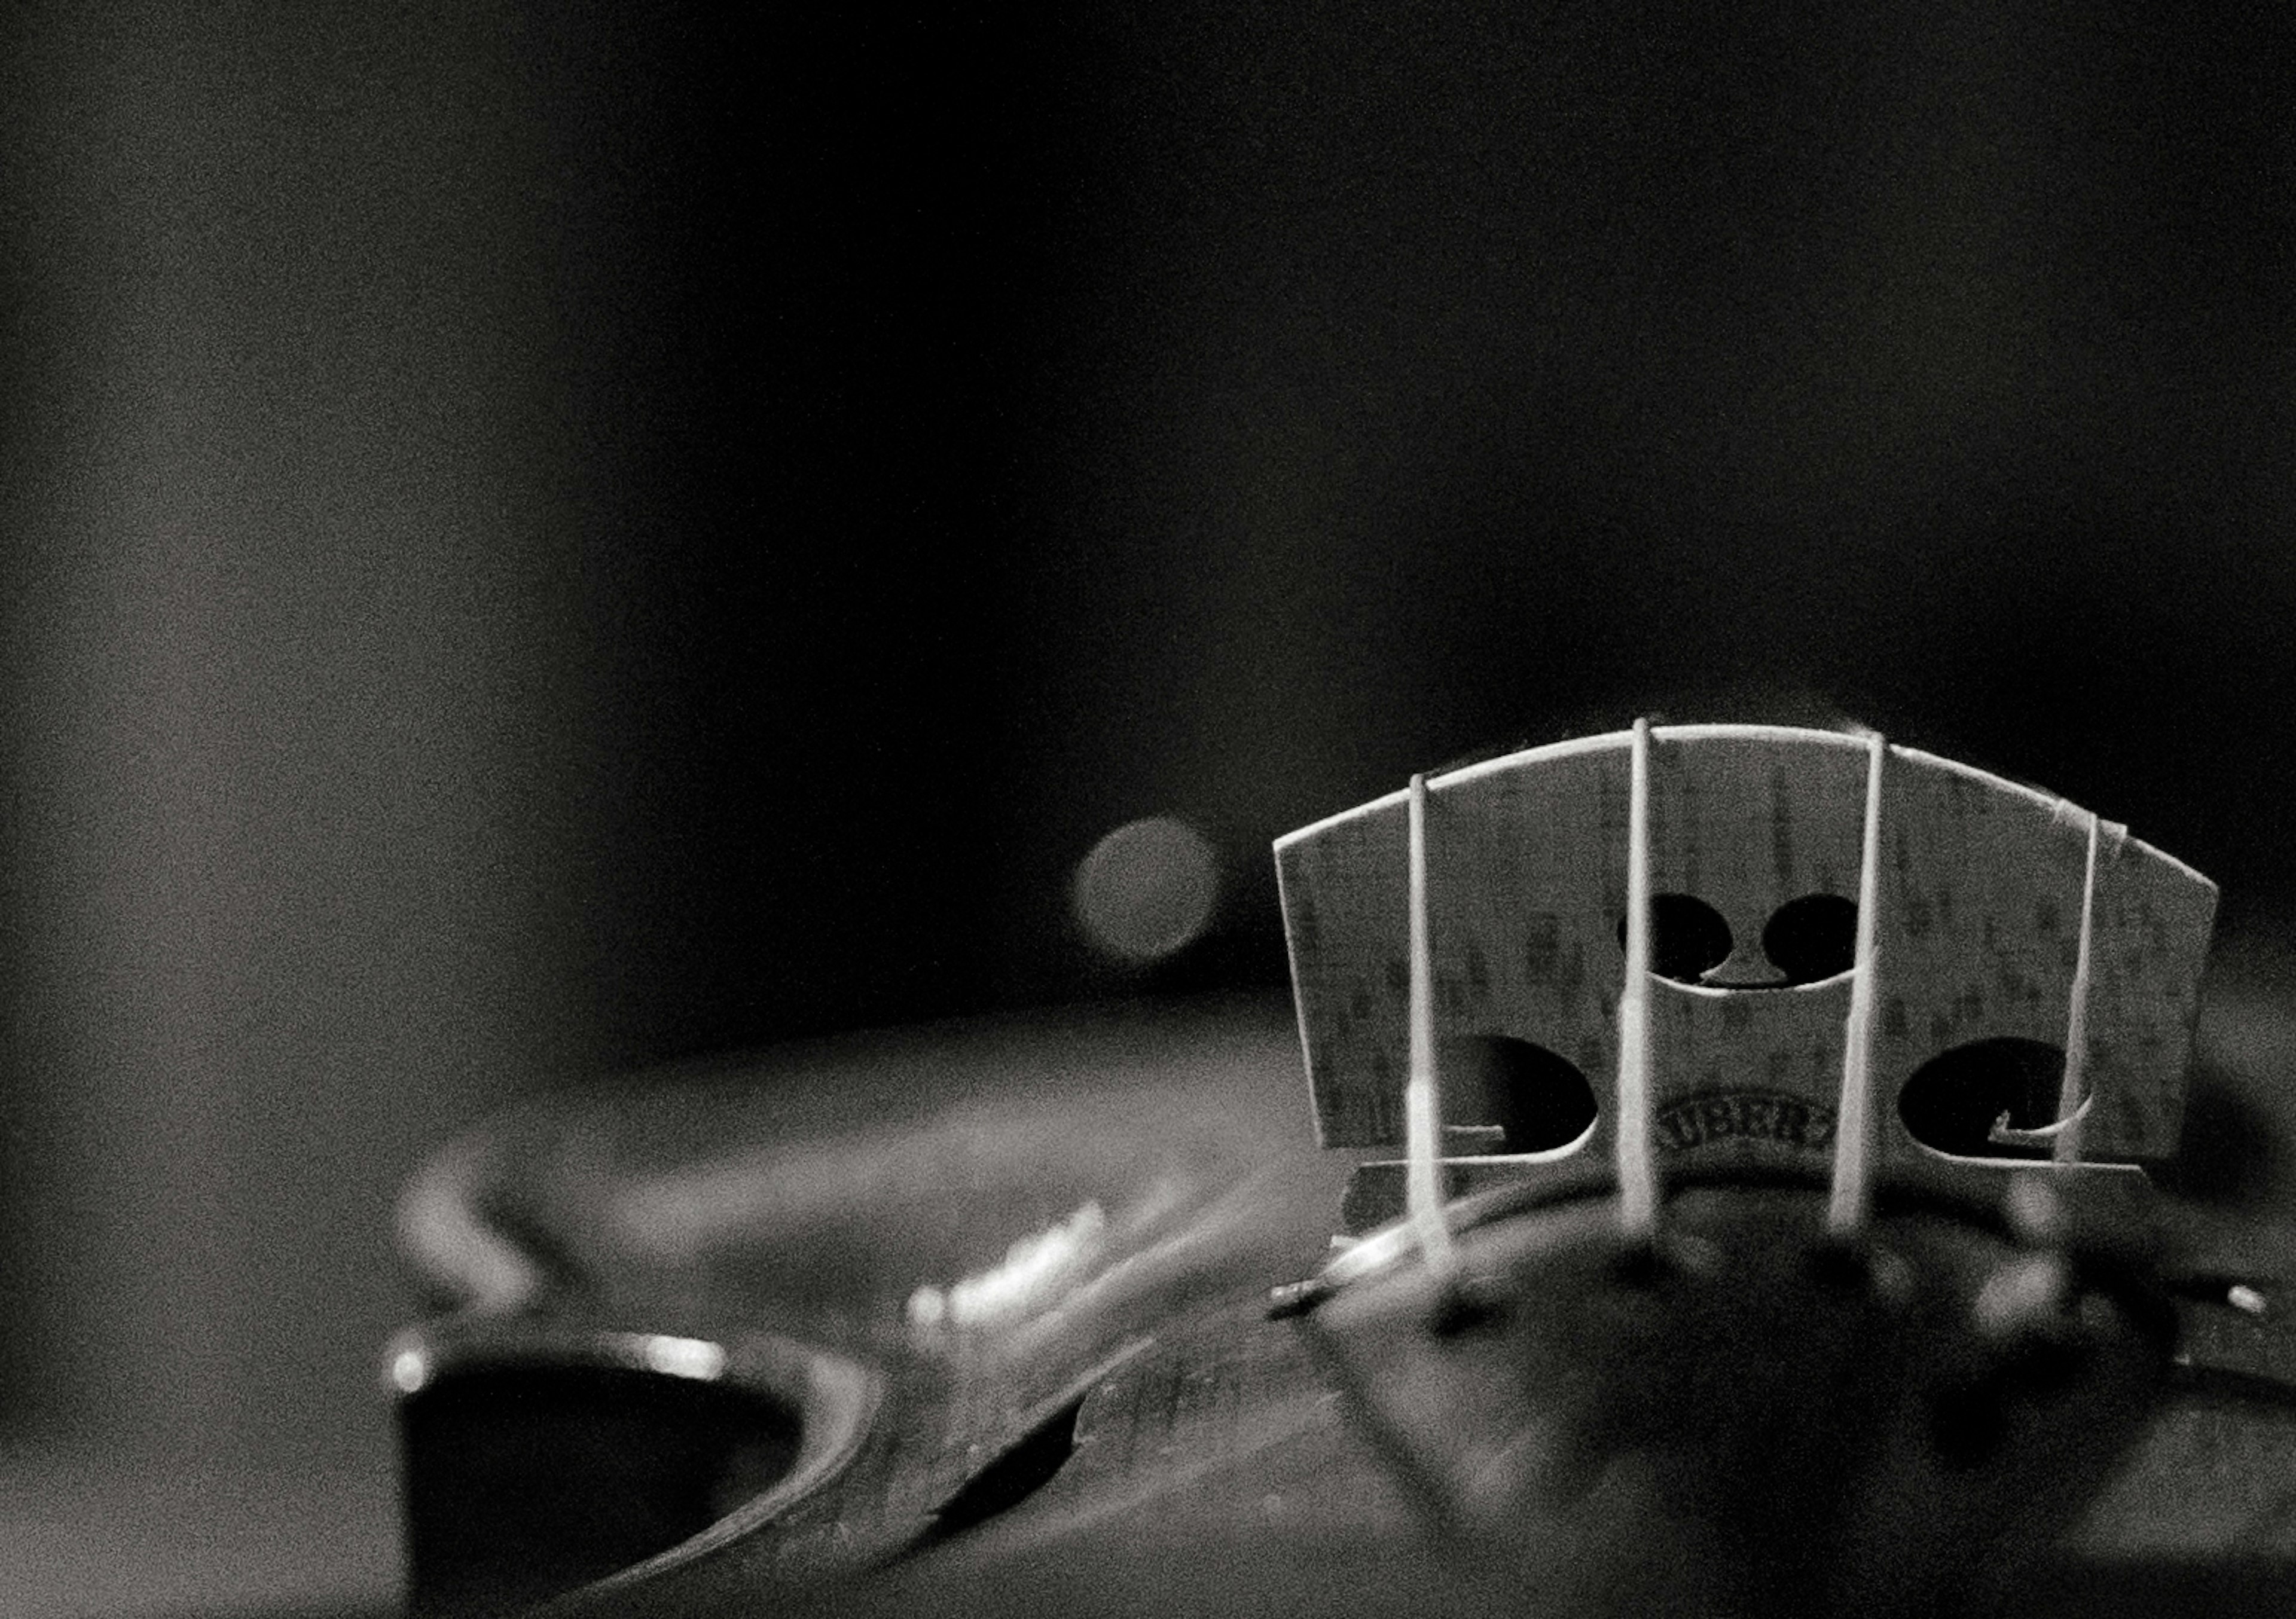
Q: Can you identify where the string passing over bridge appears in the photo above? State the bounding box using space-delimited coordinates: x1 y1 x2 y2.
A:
1272 723 2216 1243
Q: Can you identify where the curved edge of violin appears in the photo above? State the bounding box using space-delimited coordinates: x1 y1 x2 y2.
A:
386 1069 894 1611
385 996 1345 1613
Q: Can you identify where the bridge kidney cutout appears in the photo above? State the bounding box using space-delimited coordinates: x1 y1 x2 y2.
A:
1438 1035 1599 1153
1614 892 1860 988
1613 894 1733 983
1760 893 1859 985
1895 1037 2072 1160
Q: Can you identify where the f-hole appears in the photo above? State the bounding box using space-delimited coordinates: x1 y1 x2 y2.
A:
1896 1038 2071 1160
1440 1036 1599 1153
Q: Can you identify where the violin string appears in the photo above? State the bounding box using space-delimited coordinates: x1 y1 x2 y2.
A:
1404 771 1457 1276
1287 1304 1464 1544
2055 810 2102 1165
1614 718 1659 1237
1826 731 1887 1234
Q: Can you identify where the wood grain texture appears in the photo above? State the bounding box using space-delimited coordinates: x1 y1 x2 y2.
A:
1275 725 2218 1201
399 960 2296 1615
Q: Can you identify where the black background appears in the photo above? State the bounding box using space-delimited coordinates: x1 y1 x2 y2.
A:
592 4 2296 1061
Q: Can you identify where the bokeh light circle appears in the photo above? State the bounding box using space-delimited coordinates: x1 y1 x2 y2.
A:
1072 817 1220 964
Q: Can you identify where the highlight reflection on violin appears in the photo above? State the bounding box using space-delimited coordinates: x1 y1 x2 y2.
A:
390 721 2296 1618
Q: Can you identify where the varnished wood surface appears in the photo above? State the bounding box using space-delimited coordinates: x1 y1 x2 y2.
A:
402 935 2296 1616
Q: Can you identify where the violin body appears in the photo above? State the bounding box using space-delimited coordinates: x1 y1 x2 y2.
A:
391 727 2296 1616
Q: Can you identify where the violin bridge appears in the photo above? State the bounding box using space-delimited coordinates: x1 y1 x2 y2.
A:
1274 723 2216 1236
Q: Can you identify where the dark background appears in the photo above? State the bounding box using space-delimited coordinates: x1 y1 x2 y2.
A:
604 1 2296 1054
2 2 2291 1611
